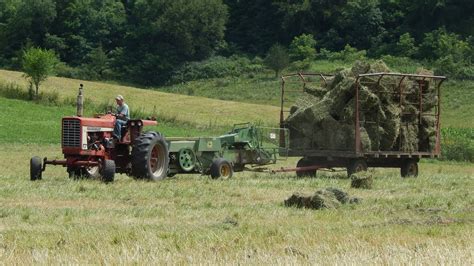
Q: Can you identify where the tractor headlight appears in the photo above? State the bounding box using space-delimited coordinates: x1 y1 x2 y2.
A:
137 121 142 127
131 121 135 126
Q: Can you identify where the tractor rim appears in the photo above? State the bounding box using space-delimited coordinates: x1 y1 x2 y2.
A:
86 166 99 177
220 164 231 179
149 143 166 177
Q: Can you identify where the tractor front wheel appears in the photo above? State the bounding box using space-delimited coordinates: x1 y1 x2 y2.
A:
30 156 42 181
210 158 233 180
101 160 115 183
131 131 169 181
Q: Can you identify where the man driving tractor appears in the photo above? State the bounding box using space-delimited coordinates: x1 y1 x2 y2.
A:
113 94 130 140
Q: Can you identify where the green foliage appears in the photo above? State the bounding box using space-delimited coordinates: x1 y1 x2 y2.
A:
318 45 367 62
264 44 290 77
82 46 111 80
396 33 418 58
418 28 474 79
441 128 474 162
289 34 317 61
170 55 263 83
21 47 59 98
2 0 474 85
120 0 228 85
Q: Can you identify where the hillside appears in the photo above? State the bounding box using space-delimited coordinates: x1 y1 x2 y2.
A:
0 97 218 144
0 70 281 128
1 69 472 129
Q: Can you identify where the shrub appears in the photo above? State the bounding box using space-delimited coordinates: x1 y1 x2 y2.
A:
434 55 474 80
0 82 59 105
289 34 317 61
396 33 418 58
170 55 264 83
316 45 366 62
264 44 290 77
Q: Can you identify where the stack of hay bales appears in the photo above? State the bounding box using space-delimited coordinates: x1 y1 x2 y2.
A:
286 61 437 152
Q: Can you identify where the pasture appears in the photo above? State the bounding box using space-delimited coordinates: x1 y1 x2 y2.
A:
0 71 472 264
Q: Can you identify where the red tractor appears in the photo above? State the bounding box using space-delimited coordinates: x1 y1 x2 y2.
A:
30 85 169 182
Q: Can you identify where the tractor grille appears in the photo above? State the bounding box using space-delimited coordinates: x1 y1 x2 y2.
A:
62 119 81 147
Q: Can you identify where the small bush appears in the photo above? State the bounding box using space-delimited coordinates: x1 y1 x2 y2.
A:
316 45 366 62
434 56 474 80
0 82 30 100
170 55 264 83
0 82 59 105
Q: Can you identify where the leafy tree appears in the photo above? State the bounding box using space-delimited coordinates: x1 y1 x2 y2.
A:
396 33 418 58
120 0 228 84
264 44 289 78
224 0 282 54
419 28 469 60
22 47 59 98
289 33 317 61
0 0 56 67
84 45 109 80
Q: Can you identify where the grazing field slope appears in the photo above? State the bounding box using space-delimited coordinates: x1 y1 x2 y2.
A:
0 69 280 128
0 68 472 264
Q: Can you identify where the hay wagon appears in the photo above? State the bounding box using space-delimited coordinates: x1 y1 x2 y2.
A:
278 71 446 177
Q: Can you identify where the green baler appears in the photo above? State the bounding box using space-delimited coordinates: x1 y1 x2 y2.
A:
166 123 287 179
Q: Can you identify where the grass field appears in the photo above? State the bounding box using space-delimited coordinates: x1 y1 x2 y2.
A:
0 97 220 144
0 67 473 264
0 70 280 128
0 144 473 264
1 68 473 128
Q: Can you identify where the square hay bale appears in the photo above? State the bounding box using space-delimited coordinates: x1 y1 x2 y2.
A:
350 172 373 189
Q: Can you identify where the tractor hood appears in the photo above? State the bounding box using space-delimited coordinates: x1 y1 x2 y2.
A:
63 114 115 129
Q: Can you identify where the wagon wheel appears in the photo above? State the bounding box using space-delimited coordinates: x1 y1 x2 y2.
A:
296 158 317 177
347 159 367 177
401 160 418 178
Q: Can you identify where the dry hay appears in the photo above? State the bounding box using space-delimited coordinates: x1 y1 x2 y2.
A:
350 172 373 189
284 188 360 210
286 60 437 152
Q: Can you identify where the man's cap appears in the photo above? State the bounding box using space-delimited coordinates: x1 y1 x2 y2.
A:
116 95 124 101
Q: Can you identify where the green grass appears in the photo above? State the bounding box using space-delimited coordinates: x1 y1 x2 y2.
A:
0 65 472 263
0 143 472 264
0 97 219 144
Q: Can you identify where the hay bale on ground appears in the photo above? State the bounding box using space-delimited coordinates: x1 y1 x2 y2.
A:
350 172 373 189
284 188 359 210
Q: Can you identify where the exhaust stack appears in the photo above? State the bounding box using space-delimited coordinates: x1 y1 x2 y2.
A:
76 84 83 117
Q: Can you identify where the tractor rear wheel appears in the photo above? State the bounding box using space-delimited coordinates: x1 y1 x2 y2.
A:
210 158 233 180
30 156 42 181
131 131 169 181
296 158 317 177
101 160 115 183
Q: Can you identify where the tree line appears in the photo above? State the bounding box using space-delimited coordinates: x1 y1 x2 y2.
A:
1 0 473 85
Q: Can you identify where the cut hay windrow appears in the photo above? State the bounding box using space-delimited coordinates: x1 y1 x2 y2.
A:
286 60 437 152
